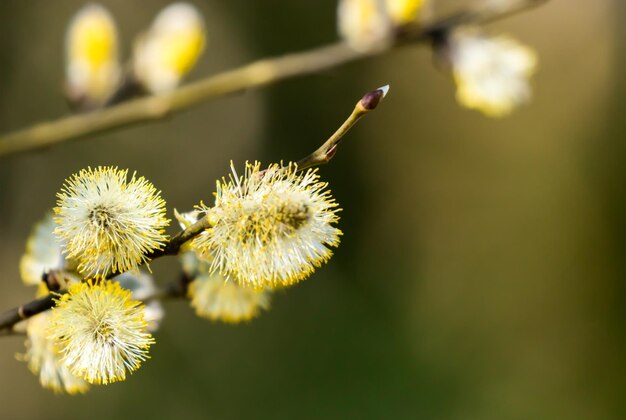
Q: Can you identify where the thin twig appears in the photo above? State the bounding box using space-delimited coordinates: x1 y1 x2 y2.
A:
297 85 389 171
0 0 547 158
0 271 191 337
0 215 213 332
0 294 56 333
146 214 212 259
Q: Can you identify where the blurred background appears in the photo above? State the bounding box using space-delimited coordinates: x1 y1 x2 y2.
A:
0 0 623 419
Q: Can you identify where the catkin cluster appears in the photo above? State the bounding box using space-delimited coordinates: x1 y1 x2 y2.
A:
18 159 342 392
11 0 544 394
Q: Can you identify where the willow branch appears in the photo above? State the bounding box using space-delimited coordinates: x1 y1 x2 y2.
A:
0 215 212 332
0 294 56 334
297 85 389 170
0 0 547 158
146 214 212 259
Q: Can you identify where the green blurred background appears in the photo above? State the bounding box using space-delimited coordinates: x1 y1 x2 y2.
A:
0 0 624 419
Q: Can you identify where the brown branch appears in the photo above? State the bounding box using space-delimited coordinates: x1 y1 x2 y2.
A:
0 0 547 158
145 215 212 259
0 294 56 333
0 215 213 332
0 271 192 335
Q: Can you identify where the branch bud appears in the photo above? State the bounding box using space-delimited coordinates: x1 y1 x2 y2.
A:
359 85 390 110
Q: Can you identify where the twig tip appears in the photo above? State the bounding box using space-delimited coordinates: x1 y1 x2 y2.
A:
360 84 390 111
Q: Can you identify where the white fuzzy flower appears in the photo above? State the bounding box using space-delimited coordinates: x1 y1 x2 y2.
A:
192 162 342 289
48 281 155 385
54 166 170 278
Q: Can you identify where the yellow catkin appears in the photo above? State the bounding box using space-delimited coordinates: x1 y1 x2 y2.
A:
48 281 155 385
54 166 170 278
192 162 342 289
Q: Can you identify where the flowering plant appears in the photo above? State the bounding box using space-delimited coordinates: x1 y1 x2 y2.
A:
0 0 548 394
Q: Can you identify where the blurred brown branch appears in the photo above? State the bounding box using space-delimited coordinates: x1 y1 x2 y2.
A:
0 0 546 158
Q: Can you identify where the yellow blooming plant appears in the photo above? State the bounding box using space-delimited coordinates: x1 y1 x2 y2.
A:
48 281 154 385
1 0 547 395
17 213 163 392
5 84 394 393
20 155 341 388
191 162 342 289
13 153 345 391
54 166 170 278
